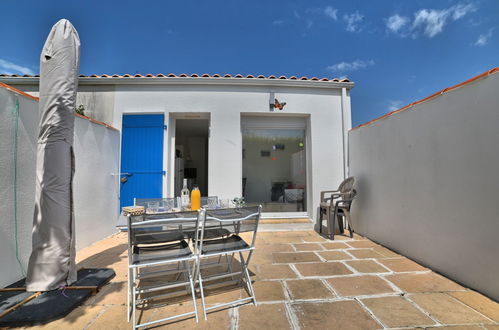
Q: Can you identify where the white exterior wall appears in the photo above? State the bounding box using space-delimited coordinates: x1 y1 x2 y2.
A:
0 86 120 287
112 84 349 220
349 72 499 300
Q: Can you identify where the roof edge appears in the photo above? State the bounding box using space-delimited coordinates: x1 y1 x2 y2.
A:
352 67 499 131
0 82 39 101
0 76 354 89
0 81 118 131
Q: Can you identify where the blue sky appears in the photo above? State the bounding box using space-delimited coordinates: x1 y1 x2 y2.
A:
1 0 497 126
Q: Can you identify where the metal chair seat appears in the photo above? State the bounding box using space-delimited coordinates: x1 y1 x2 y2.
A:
133 231 185 245
200 235 249 255
132 240 192 264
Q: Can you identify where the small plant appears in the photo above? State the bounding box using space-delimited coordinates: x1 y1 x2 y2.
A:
75 104 85 116
232 197 246 208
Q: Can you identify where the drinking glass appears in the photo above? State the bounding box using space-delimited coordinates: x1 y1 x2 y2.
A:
147 201 159 213
207 197 218 209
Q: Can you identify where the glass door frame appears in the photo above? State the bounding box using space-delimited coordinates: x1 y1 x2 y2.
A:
241 114 310 219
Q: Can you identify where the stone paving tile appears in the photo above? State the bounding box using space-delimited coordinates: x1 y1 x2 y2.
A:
372 245 401 258
409 293 491 324
485 325 499 330
346 240 380 248
292 301 379 329
87 305 130 329
328 275 395 297
378 257 428 272
362 296 435 327
272 252 321 263
293 243 323 251
449 291 499 322
263 236 304 244
348 248 386 259
301 235 328 242
317 250 353 261
386 273 465 293
141 302 230 329
238 303 291 330
425 326 487 330
286 279 335 300
346 260 390 273
254 243 294 253
250 280 286 302
321 242 350 250
256 264 297 280
202 284 243 306
295 262 352 277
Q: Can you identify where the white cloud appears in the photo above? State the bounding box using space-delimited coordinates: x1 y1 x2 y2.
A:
343 11 364 32
385 2 476 38
386 14 409 34
388 100 404 112
327 59 374 72
272 20 284 26
0 59 35 75
474 28 494 46
324 6 338 20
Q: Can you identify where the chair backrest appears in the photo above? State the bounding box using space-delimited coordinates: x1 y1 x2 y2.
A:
127 211 199 248
338 176 355 194
198 205 262 249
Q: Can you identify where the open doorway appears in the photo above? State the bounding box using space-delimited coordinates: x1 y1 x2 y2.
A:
174 118 209 196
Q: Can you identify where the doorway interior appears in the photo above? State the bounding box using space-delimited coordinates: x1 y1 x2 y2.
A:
174 118 210 196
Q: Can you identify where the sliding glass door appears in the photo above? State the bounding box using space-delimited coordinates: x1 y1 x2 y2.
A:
242 126 306 213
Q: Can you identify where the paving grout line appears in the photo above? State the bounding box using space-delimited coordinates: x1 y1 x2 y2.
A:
229 304 239 330
443 292 497 324
377 274 404 294
403 294 442 326
284 302 301 330
312 251 327 262
288 263 304 279
339 259 361 275
321 278 339 297
355 297 389 329
83 305 109 330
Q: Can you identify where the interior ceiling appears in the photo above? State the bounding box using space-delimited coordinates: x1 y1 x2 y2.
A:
176 119 209 137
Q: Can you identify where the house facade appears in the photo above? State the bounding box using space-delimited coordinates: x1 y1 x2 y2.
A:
1 73 353 220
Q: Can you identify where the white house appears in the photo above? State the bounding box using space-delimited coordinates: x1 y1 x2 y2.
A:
1 73 353 220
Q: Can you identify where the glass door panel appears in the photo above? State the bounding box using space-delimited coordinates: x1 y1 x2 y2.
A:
242 128 306 212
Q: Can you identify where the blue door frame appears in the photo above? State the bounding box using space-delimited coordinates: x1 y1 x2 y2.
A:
120 114 165 209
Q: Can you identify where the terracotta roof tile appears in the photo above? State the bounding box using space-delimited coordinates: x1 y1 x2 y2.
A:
0 72 353 83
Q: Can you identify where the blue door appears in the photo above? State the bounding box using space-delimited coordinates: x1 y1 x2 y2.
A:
120 114 164 209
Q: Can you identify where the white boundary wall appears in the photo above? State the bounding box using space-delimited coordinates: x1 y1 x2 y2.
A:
0 86 120 287
349 72 499 300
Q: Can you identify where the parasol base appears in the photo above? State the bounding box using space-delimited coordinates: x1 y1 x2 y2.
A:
0 268 115 327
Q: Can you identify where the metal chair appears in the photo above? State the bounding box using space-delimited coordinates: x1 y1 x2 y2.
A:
126 210 200 329
317 177 355 239
195 206 262 320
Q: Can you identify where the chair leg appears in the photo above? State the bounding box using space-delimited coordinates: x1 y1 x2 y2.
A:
317 206 323 234
329 210 336 240
198 271 208 320
239 251 257 305
337 214 344 233
345 210 354 238
184 260 199 323
132 268 137 329
127 267 132 322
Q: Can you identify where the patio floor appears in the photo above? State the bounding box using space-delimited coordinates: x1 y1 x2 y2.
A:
26 228 499 329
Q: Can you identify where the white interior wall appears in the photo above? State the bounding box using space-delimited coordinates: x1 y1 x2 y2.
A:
0 86 120 287
112 85 348 220
349 72 499 300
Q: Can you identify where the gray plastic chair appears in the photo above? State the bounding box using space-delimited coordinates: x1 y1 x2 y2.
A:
317 177 355 239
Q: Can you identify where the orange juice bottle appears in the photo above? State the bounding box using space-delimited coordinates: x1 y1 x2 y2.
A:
191 185 201 210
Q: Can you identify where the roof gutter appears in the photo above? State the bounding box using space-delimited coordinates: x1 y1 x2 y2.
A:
0 76 355 90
